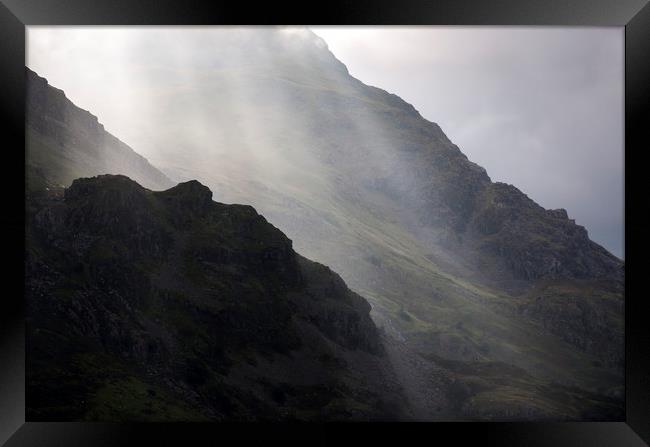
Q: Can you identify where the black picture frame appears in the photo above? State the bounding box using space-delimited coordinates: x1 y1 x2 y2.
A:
1 0 648 445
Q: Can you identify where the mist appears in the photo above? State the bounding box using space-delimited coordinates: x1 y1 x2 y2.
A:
314 27 624 259
27 26 624 259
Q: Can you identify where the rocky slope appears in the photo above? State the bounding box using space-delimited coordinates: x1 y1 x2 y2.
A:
26 68 173 191
464 182 623 282
26 175 406 421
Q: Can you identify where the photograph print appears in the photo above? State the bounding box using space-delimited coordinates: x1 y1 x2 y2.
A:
25 26 624 421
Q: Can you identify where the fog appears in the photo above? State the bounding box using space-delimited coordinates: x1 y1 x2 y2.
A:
27 26 623 259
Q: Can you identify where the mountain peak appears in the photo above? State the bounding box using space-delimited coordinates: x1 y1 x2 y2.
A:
65 174 147 203
167 179 212 198
156 179 213 216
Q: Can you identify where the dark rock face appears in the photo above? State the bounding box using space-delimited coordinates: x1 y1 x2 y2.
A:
26 68 173 191
466 183 623 281
26 175 405 421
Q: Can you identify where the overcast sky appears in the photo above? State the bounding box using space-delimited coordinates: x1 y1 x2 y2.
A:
27 26 624 258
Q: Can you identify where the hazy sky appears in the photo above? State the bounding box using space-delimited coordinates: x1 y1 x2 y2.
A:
27 26 624 258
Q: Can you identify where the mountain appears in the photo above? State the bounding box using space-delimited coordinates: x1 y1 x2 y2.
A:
25 27 624 421
26 68 173 191
114 29 622 418
26 175 407 421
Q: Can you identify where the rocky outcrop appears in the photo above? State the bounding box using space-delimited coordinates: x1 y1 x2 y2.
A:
466 182 623 281
26 175 405 421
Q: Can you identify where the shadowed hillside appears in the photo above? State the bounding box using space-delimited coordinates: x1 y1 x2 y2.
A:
26 175 407 421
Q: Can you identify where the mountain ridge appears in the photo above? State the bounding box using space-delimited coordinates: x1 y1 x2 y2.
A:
297 29 622 277
27 174 408 420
